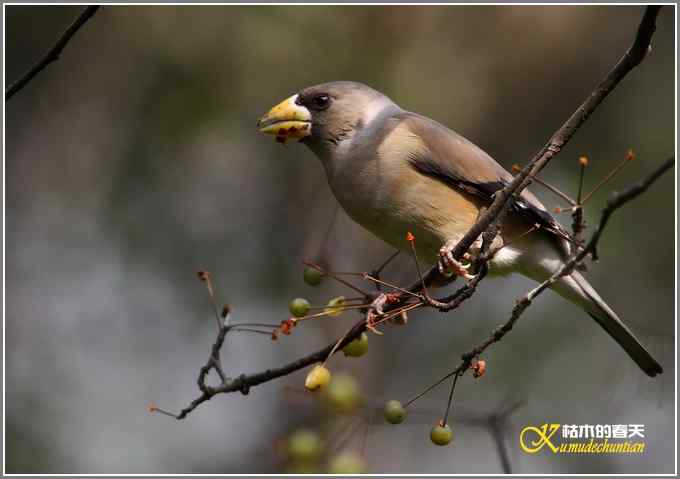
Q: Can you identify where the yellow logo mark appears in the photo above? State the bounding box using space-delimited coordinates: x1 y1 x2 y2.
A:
520 423 560 454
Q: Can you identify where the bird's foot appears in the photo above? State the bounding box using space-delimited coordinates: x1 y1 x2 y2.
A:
438 243 476 281
366 293 388 335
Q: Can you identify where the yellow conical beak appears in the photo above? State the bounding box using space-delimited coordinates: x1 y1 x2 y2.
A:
257 94 312 143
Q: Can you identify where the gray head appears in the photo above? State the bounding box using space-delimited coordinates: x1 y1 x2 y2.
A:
258 81 399 156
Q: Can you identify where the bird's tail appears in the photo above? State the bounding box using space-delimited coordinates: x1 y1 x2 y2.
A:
551 270 663 377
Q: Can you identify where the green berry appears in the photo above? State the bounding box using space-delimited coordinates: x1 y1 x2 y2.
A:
430 423 453 446
383 400 406 424
289 297 310 317
324 373 360 413
383 399 406 424
287 429 322 461
328 453 367 474
342 332 369 357
303 267 323 286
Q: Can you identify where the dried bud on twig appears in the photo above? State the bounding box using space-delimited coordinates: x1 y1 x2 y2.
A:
197 270 210 281
280 319 295 335
472 360 487 378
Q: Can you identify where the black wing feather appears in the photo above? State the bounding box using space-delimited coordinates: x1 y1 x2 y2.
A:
408 156 574 246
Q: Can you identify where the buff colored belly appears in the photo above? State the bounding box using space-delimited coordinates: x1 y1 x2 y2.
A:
331 160 484 266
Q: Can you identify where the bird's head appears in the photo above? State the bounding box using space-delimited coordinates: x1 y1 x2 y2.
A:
257 81 398 155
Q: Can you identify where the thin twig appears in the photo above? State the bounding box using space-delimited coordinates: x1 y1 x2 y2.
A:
404 369 457 408
230 328 276 336
487 224 540 259
366 249 401 292
323 321 365 366
315 204 339 266
581 150 636 205
303 261 371 297
406 233 431 300
231 322 280 328
571 158 588 242
308 302 373 312
372 302 423 326
362 274 423 299
198 271 224 329
442 371 461 426
373 250 401 276
577 157 588 204
512 164 577 206
6 6 100 100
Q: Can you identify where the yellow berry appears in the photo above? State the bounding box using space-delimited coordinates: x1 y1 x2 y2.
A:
324 296 346 317
305 365 331 391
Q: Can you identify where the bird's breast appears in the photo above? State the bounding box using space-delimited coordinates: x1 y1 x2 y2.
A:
328 151 482 265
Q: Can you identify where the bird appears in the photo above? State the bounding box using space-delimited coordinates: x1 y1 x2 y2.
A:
257 81 662 377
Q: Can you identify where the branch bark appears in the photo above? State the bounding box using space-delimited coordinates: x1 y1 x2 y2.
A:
5 6 100 101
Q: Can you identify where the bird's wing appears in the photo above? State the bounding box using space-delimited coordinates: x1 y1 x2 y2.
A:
398 112 574 257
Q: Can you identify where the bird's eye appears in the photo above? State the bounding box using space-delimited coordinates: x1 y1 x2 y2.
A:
311 94 331 110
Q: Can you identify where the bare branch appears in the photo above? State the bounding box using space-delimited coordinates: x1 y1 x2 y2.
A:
437 5 662 270
5 6 100 101
480 156 674 359
403 156 673 406
514 156 674 308
158 6 667 420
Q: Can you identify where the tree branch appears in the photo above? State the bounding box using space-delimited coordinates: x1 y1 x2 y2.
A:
5 6 100 101
403 156 673 403
159 6 666 420
439 5 662 269
512 156 674 307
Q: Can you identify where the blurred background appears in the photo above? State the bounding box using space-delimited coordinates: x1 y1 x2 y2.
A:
4 5 675 474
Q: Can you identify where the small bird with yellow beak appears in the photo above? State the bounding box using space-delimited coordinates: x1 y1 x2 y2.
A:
258 81 662 377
